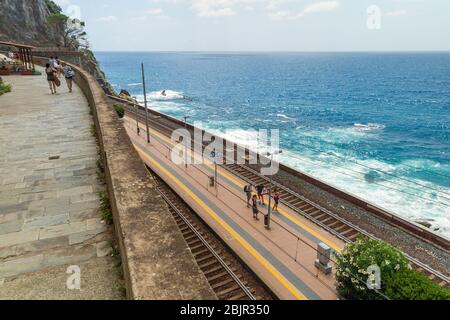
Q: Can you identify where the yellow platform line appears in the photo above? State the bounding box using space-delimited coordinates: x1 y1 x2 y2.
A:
126 118 343 252
134 143 307 300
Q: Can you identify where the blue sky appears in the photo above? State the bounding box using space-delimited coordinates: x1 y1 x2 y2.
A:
54 0 450 51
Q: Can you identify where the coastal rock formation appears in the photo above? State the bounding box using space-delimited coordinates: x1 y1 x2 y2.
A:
0 0 62 46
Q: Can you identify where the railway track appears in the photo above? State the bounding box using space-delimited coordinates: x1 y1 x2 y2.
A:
109 95 450 291
146 166 273 300
221 163 450 290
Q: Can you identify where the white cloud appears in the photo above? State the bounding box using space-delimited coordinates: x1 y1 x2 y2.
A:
97 16 118 22
268 0 340 20
385 10 407 16
191 0 237 17
146 8 164 15
301 1 340 16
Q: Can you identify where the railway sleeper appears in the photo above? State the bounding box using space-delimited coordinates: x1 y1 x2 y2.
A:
228 292 250 300
216 284 242 298
196 254 215 263
211 278 238 290
204 266 237 276
207 271 233 282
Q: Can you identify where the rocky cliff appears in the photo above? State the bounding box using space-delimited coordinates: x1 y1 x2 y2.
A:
0 0 62 46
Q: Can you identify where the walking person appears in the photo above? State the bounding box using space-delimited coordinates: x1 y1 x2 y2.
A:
48 56 56 68
45 63 58 94
252 195 259 220
273 190 280 212
244 184 253 208
62 63 75 93
256 184 265 206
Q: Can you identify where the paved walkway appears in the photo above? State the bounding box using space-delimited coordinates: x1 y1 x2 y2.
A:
0 70 122 299
124 117 345 300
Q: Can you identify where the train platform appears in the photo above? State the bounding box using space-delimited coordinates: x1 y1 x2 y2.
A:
123 116 346 300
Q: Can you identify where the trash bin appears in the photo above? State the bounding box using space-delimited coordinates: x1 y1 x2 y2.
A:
264 214 270 228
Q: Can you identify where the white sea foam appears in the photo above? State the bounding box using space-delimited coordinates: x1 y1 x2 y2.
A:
276 113 296 121
127 83 141 87
149 90 184 101
205 125 450 236
352 123 386 133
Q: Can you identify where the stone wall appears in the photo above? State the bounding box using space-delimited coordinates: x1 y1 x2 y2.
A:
33 57 216 300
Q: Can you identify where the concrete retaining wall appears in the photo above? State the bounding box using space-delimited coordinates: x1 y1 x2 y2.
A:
34 57 216 300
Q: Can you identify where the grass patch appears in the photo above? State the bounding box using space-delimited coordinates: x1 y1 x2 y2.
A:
99 191 113 225
113 104 125 118
90 124 97 137
0 77 11 96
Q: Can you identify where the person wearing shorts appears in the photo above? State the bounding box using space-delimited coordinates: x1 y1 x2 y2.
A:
62 63 75 93
244 184 253 208
45 63 57 94
252 195 259 220
273 190 280 212
256 184 265 206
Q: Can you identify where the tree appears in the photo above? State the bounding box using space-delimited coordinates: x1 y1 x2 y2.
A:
47 13 89 50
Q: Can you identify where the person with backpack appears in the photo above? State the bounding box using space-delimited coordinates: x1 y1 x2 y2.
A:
256 184 265 206
252 195 259 221
62 63 75 93
244 184 253 208
273 190 281 212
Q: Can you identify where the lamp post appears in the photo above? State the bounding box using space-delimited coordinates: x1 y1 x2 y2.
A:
265 149 283 230
183 116 190 169
141 63 150 144
132 96 140 136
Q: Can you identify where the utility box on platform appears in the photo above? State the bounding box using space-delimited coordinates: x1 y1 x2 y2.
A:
315 242 333 275
209 176 215 188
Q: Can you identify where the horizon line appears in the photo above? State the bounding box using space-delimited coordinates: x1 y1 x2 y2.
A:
92 50 450 54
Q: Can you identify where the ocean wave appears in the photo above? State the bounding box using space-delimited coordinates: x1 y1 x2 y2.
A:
127 83 142 87
276 113 296 121
149 90 184 101
352 123 386 133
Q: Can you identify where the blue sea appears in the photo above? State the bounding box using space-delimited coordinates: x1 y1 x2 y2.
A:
95 52 450 236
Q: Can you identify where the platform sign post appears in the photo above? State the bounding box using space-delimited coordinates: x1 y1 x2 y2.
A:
141 63 150 144
265 150 282 230
183 116 190 169
210 150 222 197
132 96 140 136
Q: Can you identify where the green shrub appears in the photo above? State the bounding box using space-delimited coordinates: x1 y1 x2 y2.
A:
0 78 11 96
99 191 113 225
335 237 450 300
385 269 450 300
113 104 125 118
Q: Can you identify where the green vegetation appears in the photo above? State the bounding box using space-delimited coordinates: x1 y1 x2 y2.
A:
113 104 125 118
99 191 113 225
47 12 89 50
45 0 62 14
0 77 11 96
385 269 450 300
335 237 450 300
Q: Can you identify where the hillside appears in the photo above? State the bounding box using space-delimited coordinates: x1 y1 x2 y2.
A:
0 0 62 46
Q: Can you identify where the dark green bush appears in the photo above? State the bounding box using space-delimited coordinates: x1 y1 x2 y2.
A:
113 104 125 118
385 269 450 300
335 237 450 300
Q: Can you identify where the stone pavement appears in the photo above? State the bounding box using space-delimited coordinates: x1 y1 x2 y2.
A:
0 69 121 299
